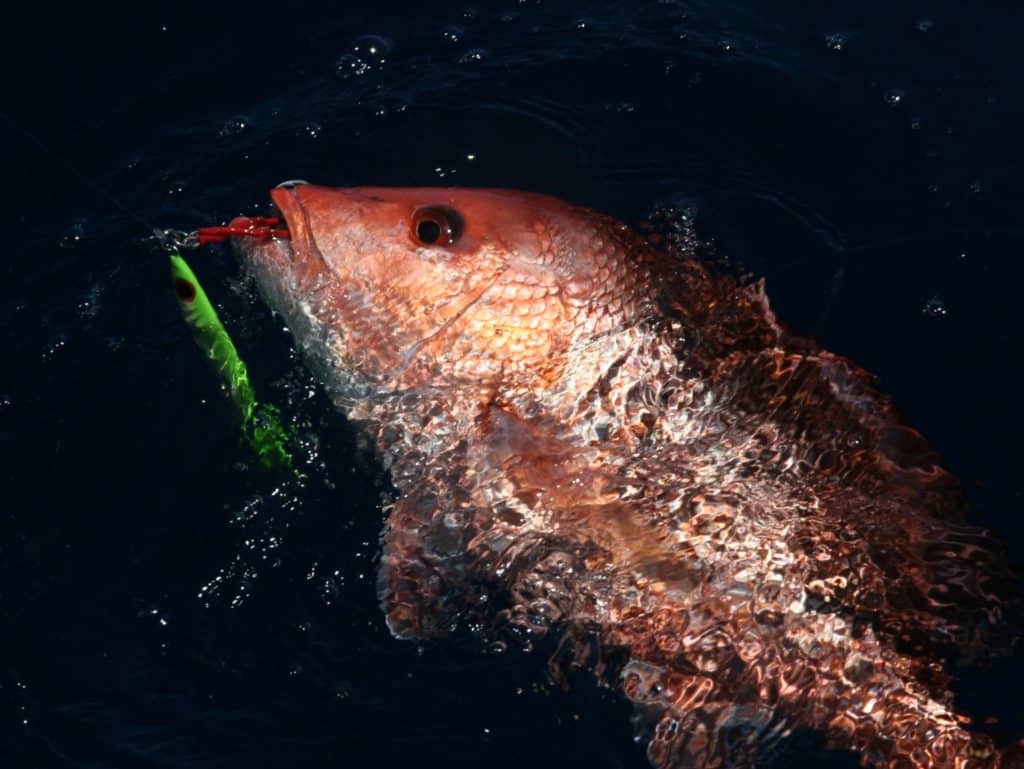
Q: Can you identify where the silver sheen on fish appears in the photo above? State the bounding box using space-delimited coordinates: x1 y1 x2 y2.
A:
234 183 1023 769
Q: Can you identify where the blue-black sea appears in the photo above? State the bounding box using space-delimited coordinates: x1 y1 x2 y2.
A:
4 2 1024 768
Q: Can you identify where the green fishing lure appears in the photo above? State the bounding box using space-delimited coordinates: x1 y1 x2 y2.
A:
169 251 291 470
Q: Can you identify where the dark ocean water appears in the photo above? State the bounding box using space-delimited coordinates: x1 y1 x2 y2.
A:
4 2 1024 767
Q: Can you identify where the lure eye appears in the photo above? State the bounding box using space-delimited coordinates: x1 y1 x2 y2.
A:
411 206 462 247
174 278 197 303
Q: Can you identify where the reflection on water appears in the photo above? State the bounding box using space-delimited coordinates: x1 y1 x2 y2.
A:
4 1 1024 768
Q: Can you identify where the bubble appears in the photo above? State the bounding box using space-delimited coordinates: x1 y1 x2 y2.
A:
824 32 847 52
718 40 734 54
916 19 935 32
335 53 372 81
139 605 170 627
441 25 464 44
217 116 249 138
76 285 102 319
462 7 478 20
41 335 67 362
922 295 948 318
320 573 343 605
459 48 487 64
884 88 907 107
606 101 636 113
351 34 392 61
59 220 88 249
166 180 187 198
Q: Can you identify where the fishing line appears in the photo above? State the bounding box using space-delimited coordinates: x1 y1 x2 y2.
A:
2 109 293 471
0 109 164 239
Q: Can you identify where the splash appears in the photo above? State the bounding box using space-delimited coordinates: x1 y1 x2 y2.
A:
236 184 1021 769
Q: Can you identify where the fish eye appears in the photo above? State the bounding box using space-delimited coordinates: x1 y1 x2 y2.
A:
412 206 462 247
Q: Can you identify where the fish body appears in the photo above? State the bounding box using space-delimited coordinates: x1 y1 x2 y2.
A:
235 184 1021 769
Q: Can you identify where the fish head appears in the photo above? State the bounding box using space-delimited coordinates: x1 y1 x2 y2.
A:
237 184 656 405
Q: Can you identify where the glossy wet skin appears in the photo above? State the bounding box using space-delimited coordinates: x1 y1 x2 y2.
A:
236 184 1022 769
262 185 656 393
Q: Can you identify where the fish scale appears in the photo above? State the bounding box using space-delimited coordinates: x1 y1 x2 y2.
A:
235 183 1022 769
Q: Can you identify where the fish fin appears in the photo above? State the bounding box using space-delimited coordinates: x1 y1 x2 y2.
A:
377 488 485 640
690 342 1018 657
619 658 780 769
999 741 1024 769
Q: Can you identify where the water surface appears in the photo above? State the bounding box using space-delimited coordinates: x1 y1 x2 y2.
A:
5 2 1024 767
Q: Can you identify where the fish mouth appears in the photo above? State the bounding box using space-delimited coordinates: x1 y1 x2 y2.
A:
276 185 330 290
232 183 327 292
268 185 301 254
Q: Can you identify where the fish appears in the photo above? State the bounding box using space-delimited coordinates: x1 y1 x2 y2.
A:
233 183 1023 769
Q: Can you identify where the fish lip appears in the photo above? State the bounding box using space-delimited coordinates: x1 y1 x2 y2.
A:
269 186 302 254
266 185 330 292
